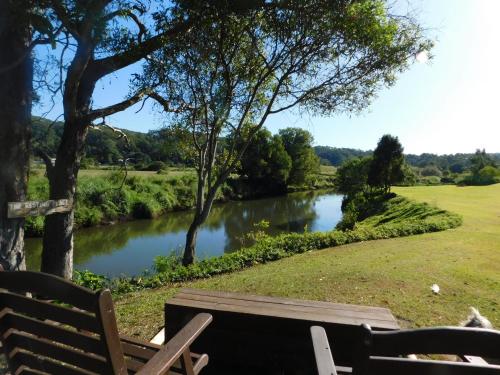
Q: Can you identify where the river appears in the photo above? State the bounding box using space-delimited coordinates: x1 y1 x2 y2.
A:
25 191 343 277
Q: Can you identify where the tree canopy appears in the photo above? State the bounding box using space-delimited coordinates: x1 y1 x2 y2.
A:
238 128 292 193
279 128 320 186
140 0 431 264
368 134 405 192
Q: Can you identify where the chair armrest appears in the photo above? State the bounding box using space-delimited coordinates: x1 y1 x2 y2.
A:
311 326 337 375
461 355 490 365
136 313 212 375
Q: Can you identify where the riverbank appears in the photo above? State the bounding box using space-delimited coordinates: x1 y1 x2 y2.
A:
75 193 461 295
26 166 336 237
25 191 344 276
114 184 499 340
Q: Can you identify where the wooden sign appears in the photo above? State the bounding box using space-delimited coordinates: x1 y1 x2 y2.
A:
7 199 73 218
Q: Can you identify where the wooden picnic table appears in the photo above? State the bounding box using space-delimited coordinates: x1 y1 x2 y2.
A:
165 288 399 374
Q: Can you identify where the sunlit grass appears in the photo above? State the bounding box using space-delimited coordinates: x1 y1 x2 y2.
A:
115 184 500 339
78 167 196 179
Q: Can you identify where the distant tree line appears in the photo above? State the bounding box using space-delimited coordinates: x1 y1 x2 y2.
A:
315 145 500 173
34 116 320 190
315 146 371 166
34 117 500 183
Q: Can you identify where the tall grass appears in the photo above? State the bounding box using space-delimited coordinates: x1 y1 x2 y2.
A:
25 173 201 236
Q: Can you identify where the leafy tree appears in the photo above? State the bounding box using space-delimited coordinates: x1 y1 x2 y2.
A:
401 163 418 186
144 0 431 265
335 157 372 196
449 162 465 174
470 149 496 175
477 166 500 185
239 128 292 193
420 165 442 177
32 1 288 278
279 128 320 186
29 0 236 277
368 134 405 192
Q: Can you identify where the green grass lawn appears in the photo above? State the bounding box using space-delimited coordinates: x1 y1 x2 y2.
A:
78 167 196 179
115 184 500 339
319 165 337 176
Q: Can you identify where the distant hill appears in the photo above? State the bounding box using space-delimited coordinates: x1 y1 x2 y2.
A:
315 144 500 173
33 117 500 171
314 146 371 166
32 116 186 167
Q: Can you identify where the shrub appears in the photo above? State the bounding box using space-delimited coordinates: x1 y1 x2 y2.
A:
421 165 442 177
461 166 500 186
146 161 166 171
74 270 109 290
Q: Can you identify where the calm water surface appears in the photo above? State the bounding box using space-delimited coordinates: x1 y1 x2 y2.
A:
25 191 343 277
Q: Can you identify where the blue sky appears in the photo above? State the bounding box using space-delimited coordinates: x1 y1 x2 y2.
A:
35 0 500 154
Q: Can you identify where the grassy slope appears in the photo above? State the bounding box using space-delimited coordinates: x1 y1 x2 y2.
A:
115 184 500 339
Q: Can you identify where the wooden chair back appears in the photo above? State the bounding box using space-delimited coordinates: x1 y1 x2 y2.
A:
353 324 500 375
0 270 128 374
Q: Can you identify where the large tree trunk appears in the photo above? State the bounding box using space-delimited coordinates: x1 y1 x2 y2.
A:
0 2 32 271
41 122 88 279
183 218 201 265
183 183 219 265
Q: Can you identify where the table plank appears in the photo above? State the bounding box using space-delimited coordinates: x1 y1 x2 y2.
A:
171 289 399 330
175 291 396 325
180 288 391 313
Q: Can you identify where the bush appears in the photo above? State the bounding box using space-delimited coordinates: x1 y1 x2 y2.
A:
145 161 166 171
74 270 109 290
421 165 442 177
461 166 500 186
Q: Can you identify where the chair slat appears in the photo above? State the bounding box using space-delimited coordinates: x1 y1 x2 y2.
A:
96 290 127 374
372 327 500 359
0 292 100 333
4 331 109 374
353 324 500 375
0 271 97 311
16 366 49 375
125 358 145 373
0 311 106 356
369 356 500 375
9 349 97 375
121 341 157 362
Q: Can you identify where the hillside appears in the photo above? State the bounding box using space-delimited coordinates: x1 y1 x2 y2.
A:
33 117 499 171
315 145 500 172
32 116 185 167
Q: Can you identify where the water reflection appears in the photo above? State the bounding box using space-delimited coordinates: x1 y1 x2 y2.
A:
25 191 342 277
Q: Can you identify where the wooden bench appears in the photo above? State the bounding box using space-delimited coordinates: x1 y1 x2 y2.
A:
165 288 399 374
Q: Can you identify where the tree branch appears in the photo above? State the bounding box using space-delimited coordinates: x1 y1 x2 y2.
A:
35 149 54 177
86 90 148 121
